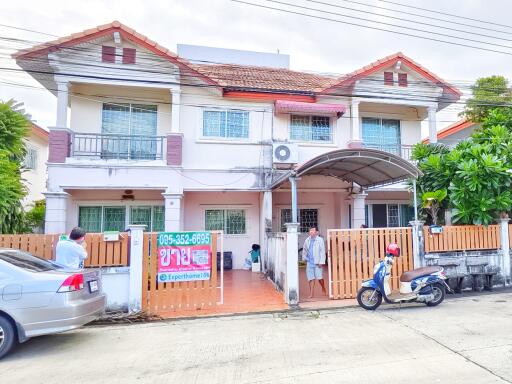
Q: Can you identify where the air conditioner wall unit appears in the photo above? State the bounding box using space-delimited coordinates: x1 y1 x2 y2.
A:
272 142 299 164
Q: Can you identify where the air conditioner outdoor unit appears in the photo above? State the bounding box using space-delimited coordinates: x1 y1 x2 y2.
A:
272 142 298 164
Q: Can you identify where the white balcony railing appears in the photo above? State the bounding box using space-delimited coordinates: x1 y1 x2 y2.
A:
362 143 414 161
71 133 165 160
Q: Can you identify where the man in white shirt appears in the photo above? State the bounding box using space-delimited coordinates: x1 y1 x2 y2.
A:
302 227 327 298
55 227 88 269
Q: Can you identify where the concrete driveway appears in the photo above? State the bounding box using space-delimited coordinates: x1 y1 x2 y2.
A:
3 291 512 384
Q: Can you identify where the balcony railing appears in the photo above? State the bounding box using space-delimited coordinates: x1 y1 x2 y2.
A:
72 133 165 160
362 143 414 161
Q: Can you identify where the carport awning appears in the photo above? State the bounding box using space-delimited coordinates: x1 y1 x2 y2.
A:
271 148 422 189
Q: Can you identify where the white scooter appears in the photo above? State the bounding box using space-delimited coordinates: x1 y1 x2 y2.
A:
357 243 451 310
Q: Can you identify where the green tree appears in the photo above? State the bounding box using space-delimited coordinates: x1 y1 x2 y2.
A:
0 100 30 233
421 189 447 226
25 199 45 232
462 76 512 122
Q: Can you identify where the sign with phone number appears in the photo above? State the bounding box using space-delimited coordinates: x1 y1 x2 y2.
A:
157 232 212 282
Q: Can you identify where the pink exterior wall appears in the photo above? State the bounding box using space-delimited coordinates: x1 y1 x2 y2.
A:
48 130 70 163
183 191 260 269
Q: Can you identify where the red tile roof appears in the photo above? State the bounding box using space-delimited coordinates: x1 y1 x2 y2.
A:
423 119 476 144
31 123 49 140
322 52 462 97
191 63 337 93
14 22 461 98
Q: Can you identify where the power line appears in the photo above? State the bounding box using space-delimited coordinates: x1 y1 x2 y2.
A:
240 0 512 54
302 0 512 44
377 0 512 31
338 0 512 36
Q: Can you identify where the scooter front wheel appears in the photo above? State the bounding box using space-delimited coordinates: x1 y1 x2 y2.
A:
357 287 382 310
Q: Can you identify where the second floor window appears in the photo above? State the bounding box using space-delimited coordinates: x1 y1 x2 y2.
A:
362 118 401 155
203 110 249 139
101 103 158 159
290 115 332 142
24 148 38 170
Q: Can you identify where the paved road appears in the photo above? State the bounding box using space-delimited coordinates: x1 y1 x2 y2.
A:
3 291 512 384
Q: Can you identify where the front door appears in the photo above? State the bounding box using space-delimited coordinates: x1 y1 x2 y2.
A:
372 204 388 227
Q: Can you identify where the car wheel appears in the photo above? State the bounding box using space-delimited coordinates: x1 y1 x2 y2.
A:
0 315 16 359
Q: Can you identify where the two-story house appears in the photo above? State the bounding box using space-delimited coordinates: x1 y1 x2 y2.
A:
14 21 461 269
23 123 49 208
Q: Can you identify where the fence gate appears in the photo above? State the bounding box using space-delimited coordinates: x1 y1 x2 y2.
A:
327 228 414 299
142 231 223 316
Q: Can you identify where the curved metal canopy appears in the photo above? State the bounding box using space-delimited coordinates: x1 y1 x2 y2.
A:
271 148 422 189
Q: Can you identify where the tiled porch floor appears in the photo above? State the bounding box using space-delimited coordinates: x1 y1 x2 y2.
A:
163 270 288 319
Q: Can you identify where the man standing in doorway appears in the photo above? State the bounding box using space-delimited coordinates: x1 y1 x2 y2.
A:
302 227 327 298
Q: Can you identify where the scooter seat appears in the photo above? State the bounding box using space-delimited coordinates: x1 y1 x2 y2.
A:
400 266 442 282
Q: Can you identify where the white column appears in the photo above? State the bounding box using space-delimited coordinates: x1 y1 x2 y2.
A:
43 191 69 234
56 81 69 128
499 218 511 285
285 222 299 305
163 193 183 231
351 192 367 228
170 89 181 133
348 100 362 148
260 191 273 272
128 224 145 313
428 106 438 144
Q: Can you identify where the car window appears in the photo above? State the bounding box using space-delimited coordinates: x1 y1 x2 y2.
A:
0 249 58 272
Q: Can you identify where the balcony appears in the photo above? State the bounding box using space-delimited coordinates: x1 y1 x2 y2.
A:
362 143 414 161
71 133 165 160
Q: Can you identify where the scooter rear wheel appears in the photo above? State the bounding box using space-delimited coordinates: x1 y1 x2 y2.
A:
426 283 445 307
357 287 382 310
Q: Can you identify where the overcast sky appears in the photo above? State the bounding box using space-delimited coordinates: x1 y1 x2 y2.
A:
1 0 511 131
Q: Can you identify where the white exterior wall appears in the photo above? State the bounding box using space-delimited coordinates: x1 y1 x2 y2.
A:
183 191 260 269
23 132 48 207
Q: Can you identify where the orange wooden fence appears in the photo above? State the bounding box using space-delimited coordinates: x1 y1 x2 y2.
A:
0 233 130 267
328 227 413 299
142 232 221 316
423 225 500 253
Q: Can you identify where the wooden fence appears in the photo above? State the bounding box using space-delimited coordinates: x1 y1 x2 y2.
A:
0 233 130 267
142 231 221 315
423 225 500 253
328 227 413 299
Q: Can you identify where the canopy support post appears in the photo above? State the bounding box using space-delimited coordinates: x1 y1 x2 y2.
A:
413 178 418 222
289 176 298 223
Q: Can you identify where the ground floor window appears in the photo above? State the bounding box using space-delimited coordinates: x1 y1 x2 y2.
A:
365 204 413 228
78 205 164 232
205 209 246 234
281 208 319 233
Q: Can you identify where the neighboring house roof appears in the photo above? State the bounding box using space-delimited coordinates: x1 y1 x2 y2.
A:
422 119 477 144
13 21 461 99
30 123 49 141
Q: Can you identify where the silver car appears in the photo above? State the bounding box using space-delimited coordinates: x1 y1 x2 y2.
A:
0 248 106 359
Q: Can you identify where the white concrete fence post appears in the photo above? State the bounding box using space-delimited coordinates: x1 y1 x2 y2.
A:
410 220 425 268
499 218 511 285
128 224 146 313
285 222 300 305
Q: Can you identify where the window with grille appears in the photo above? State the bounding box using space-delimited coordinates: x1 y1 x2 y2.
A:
362 118 401 156
103 207 126 231
387 204 400 227
129 206 165 231
203 110 249 139
290 115 332 142
205 209 246 234
24 148 38 170
101 103 158 159
78 207 103 233
281 208 319 233
365 203 415 228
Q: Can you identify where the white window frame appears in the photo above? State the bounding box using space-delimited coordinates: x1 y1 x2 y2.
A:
24 147 38 170
201 109 250 141
288 114 334 144
204 208 248 236
101 102 159 136
76 201 165 232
